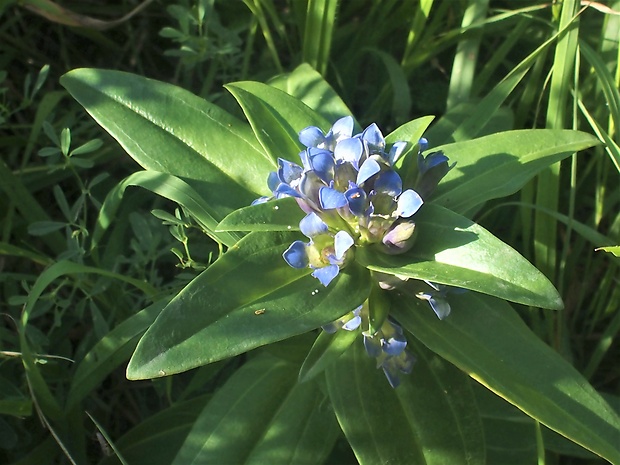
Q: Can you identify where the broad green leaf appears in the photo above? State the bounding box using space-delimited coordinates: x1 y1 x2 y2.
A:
326 338 485 465
225 80 330 161
217 197 304 232
357 203 563 309
473 385 538 465
127 231 371 379
269 63 353 122
172 355 339 465
66 300 167 409
60 69 273 204
92 170 240 249
392 292 620 464
386 115 436 188
431 129 599 214
385 115 435 147
298 327 359 383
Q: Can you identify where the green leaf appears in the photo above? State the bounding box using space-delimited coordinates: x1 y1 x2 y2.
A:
298 327 359 383
93 170 240 249
60 69 273 205
225 80 330 161
217 197 304 232
386 115 435 188
326 338 485 465
269 63 352 123
172 355 339 465
357 203 563 309
392 292 620 464
69 138 103 156
430 129 600 214
595 245 620 258
385 115 435 147
127 231 371 379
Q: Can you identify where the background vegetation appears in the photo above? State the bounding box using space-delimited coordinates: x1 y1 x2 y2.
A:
0 0 618 463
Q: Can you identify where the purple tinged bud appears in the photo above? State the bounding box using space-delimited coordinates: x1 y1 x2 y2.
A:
381 222 416 254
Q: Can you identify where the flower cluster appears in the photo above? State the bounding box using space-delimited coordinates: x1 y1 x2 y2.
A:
256 116 453 387
257 116 451 286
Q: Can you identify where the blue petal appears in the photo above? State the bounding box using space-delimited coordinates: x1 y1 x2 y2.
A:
319 187 348 209
312 264 339 286
363 334 382 357
309 149 335 183
418 151 450 176
251 196 271 205
429 297 451 319
299 212 328 238
356 158 381 185
267 171 279 192
394 189 423 217
416 291 451 319
299 126 325 148
382 334 407 356
331 116 354 139
277 158 303 184
345 184 368 216
334 230 354 260
374 170 403 197
387 141 407 165
282 241 309 269
299 150 311 171
418 137 428 152
342 315 361 331
274 183 301 199
334 138 364 167
361 123 385 152
381 361 402 388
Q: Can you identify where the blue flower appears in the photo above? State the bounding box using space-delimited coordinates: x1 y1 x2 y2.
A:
252 116 455 388
264 116 439 286
415 280 467 319
363 319 415 388
415 138 455 199
282 212 354 287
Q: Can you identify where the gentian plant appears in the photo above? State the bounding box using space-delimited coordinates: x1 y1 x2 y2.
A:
60 64 620 464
